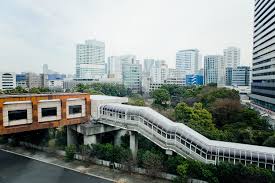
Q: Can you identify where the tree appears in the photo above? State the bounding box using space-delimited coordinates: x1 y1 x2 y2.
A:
151 88 170 108
175 102 194 122
175 102 221 139
176 161 189 182
263 134 275 147
141 150 164 177
210 98 242 127
165 155 185 174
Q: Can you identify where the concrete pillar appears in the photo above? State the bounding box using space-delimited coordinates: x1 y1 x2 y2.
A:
130 131 138 161
84 135 97 145
114 129 127 146
67 126 77 146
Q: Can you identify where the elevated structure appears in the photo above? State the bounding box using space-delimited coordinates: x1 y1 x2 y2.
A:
94 103 275 171
0 93 91 135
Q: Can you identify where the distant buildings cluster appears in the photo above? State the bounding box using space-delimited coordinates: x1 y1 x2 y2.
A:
72 39 251 93
0 40 251 94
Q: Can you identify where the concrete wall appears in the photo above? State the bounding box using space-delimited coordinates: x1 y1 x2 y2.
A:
90 95 128 119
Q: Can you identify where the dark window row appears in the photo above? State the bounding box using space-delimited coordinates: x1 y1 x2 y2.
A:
69 105 82 115
253 58 273 66
42 107 57 117
8 110 27 121
252 71 275 77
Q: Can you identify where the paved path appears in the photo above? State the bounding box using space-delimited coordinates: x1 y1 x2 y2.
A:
0 150 112 183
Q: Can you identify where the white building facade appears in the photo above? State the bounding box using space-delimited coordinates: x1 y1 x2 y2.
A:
204 55 225 87
176 49 200 75
223 47 240 68
76 40 105 80
0 72 16 90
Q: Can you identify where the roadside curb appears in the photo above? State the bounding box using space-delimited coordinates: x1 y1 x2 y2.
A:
0 148 115 183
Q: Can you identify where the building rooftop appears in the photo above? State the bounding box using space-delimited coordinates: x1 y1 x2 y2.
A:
90 95 128 101
0 93 88 99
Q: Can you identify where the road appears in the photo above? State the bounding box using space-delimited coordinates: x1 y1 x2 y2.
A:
0 150 112 183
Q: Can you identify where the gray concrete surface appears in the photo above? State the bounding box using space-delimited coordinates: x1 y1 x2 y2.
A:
0 150 112 183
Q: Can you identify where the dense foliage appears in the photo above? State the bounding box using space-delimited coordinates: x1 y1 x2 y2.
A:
152 85 274 147
1 86 51 94
90 143 132 163
175 160 275 183
74 83 131 97
151 88 171 108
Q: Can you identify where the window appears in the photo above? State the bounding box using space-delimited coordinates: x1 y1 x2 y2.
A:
42 107 57 117
69 105 82 114
8 110 27 121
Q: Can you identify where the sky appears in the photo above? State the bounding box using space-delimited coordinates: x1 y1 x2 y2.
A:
0 0 254 74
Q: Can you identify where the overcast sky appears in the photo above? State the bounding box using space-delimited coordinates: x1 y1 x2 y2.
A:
0 0 254 74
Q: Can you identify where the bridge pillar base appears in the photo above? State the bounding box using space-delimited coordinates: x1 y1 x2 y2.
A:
114 129 127 146
84 135 97 145
67 126 77 146
130 131 138 161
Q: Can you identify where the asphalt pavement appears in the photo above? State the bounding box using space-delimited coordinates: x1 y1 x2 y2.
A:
0 150 112 183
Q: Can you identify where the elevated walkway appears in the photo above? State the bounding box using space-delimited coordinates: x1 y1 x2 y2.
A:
97 103 275 171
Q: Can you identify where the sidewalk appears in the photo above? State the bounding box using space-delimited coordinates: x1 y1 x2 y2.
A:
0 145 171 183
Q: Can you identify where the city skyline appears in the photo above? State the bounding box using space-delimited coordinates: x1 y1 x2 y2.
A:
0 0 253 74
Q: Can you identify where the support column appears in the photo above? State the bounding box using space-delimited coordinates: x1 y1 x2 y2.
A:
130 131 138 161
114 129 127 146
84 135 97 145
67 126 77 146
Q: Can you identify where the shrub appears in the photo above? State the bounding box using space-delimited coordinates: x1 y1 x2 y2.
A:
65 144 76 162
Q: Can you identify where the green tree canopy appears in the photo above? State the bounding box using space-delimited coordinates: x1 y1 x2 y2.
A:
151 88 170 108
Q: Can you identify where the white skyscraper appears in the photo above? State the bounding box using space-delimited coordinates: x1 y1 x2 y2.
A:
76 40 105 80
107 56 122 81
151 61 168 83
204 55 225 87
176 49 200 75
223 47 240 68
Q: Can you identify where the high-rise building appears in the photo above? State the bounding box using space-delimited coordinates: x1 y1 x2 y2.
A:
26 73 44 88
204 55 225 86
151 61 168 83
176 49 200 75
16 73 28 88
107 55 137 82
76 40 105 80
43 64 49 74
250 0 275 114
144 59 155 74
107 56 122 81
226 66 251 87
223 47 240 68
0 72 16 90
232 66 251 86
226 67 233 86
122 59 142 93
